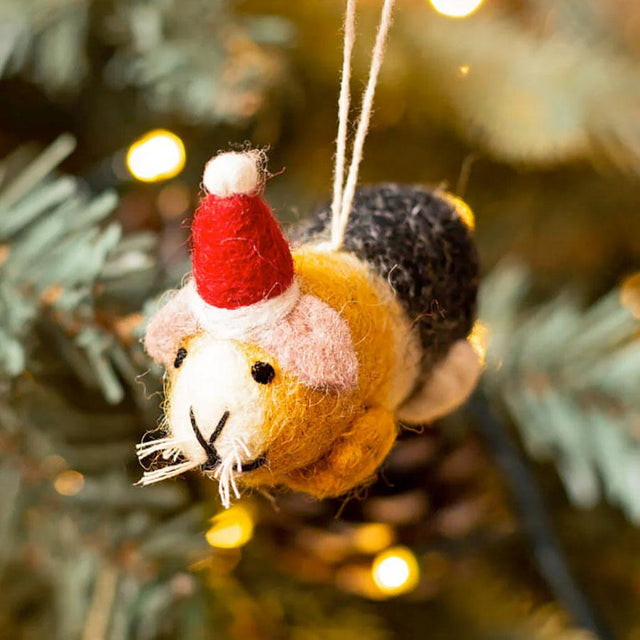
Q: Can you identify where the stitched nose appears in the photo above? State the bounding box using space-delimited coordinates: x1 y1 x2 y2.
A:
189 408 230 469
208 410 230 444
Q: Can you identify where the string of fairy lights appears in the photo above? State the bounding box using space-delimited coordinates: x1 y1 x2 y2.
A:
61 0 489 601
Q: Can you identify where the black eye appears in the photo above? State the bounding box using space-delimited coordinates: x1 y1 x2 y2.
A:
251 361 275 384
174 347 187 368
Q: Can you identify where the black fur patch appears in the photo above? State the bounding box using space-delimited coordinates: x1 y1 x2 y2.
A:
295 184 479 368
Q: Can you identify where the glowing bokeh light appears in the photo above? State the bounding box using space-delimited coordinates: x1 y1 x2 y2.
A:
206 504 254 549
429 0 484 19
372 546 420 596
620 273 640 319
54 470 84 496
448 194 475 230
126 129 186 183
353 523 395 554
469 320 489 366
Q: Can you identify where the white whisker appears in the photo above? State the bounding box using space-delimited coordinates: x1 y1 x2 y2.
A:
136 436 176 451
211 438 258 508
236 438 251 458
219 463 232 508
214 459 228 506
214 450 238 508
219 480 228 507
230 453 241 500
136 460 199 485
136 438 186 457
229 475 240 501
162 447 183 461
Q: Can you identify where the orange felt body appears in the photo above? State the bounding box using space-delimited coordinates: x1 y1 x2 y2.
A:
232 246 413 498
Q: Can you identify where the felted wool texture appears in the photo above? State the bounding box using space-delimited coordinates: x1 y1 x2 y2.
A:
142 242 452 499
149 247 418 499
207 340 363 486
290 247 398 407
285 406 397 498
165 334 265 467
396 338 483 425
362 254 424 410
296 184 479 371
240 248 404 496
221 248 402 492
202 150 263 198
144 286 200 367
192 193 294 309
256 293 359 392
158 334 367 498
187 279 301 339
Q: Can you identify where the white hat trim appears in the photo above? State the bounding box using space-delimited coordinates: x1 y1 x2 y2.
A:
186 279 301 339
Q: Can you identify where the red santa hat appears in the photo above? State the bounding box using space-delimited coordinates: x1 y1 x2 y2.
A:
187 150 300 338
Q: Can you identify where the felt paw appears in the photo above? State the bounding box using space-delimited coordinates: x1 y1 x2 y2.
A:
286 406 397 498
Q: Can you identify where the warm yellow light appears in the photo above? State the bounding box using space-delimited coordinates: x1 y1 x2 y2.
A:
458 64 470 77
444 193 475 230
353 523 395 554
205 504 254 549
126 129 186 182
620 273 640 319
429 0 484 18
469 320 489 366
372 546 419 596
54 470 84 496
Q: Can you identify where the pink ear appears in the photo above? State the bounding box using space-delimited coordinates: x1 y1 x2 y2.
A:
256 295 358 391
144 284 199 367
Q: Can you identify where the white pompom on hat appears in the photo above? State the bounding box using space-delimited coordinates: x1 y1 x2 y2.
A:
202 150 262 197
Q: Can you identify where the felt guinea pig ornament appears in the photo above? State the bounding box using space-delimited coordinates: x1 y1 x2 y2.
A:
137 0 480 506
137 149 481 506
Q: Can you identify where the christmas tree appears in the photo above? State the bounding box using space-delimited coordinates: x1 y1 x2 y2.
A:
2 0 640 638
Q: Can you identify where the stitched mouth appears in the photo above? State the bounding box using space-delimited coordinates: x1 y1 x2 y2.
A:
189 408 266 473
238 454 266 473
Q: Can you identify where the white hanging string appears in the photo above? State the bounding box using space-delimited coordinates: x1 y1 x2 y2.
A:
330 0 397 251
330 0 357 245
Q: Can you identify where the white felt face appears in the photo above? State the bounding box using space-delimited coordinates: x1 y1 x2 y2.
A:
167 334 266 472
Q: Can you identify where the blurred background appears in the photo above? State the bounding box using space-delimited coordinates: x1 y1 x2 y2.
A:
2 0 640 638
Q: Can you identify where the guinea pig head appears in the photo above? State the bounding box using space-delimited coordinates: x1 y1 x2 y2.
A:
138 151 359 505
